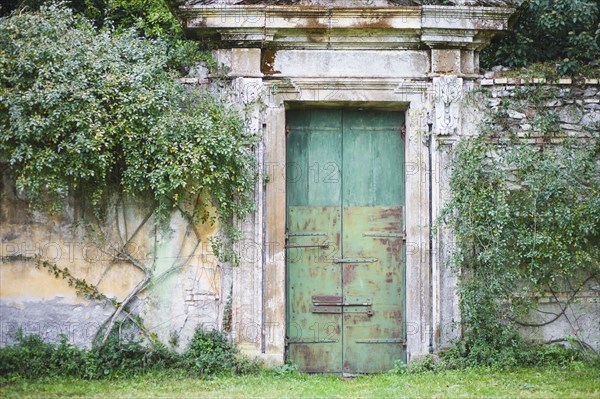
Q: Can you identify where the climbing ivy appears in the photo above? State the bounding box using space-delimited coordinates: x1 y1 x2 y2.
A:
440 88 600 365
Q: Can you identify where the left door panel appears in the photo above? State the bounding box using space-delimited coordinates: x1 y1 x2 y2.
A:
286 110 343 373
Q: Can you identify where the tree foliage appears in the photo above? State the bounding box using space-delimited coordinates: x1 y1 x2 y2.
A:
0 4 256 224
481 0 600 75
1 0 179 37
0 0 210 76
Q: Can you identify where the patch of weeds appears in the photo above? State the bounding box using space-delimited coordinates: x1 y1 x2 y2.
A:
270 361 300 377
392 340 597 376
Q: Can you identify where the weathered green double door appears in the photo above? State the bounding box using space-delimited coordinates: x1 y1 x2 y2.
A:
286 109 405 374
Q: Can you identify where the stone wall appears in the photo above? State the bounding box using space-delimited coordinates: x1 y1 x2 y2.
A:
3 1 597 367
479 76 600 138
1 72 598 360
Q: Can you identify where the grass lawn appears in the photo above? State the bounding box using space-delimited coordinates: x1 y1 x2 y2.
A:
1 365 598 398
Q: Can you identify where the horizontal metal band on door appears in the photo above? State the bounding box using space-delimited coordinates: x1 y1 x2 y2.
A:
312 296 371 306
287 339 339 344
285 243 330 249
312 306 342 314
312 296 373 314
345 127 404 131
312 307 374 315
333 258 378 264
287 127 340 131
355 338 405 344
362 232 405 239
287 232 328 237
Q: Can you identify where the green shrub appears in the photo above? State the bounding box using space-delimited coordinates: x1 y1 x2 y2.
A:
183 327 244 376
392 342 589 375
0 331 54 378
0 330 96 379
91 322 180 379
437 90 600 370
270 361 300 377
393 355 439 375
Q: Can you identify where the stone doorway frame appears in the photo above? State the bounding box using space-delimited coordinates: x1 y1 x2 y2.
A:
260 79 433 364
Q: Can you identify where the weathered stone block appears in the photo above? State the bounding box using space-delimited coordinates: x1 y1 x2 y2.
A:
558 105 583 124
230 48 262 78
582 111 600 127
584 87 598 97
460 50 476 74
507 109 526 119
431 49 461 74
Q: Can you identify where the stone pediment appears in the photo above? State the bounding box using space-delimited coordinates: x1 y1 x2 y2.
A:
167 1 517 50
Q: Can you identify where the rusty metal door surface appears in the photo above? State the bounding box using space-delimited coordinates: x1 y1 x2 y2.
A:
286 109 405 374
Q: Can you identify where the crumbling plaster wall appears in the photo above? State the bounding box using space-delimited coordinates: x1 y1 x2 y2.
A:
0 172 231 350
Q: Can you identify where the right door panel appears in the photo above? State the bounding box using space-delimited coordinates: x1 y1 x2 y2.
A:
341 110 405 374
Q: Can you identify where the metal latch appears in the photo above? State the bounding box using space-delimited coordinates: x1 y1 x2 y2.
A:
312 296 374 316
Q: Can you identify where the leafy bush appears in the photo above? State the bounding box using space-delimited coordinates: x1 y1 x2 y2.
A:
392 342 589 374
0 330 97 379
0 4 256 226
91 322 181 379
443 132 600 323
393 355 439 375
270 361 300 377
182 326 262 376
1 0 180 38
481 0 600 75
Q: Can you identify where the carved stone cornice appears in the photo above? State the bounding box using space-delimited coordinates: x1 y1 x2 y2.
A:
170 4 515 50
